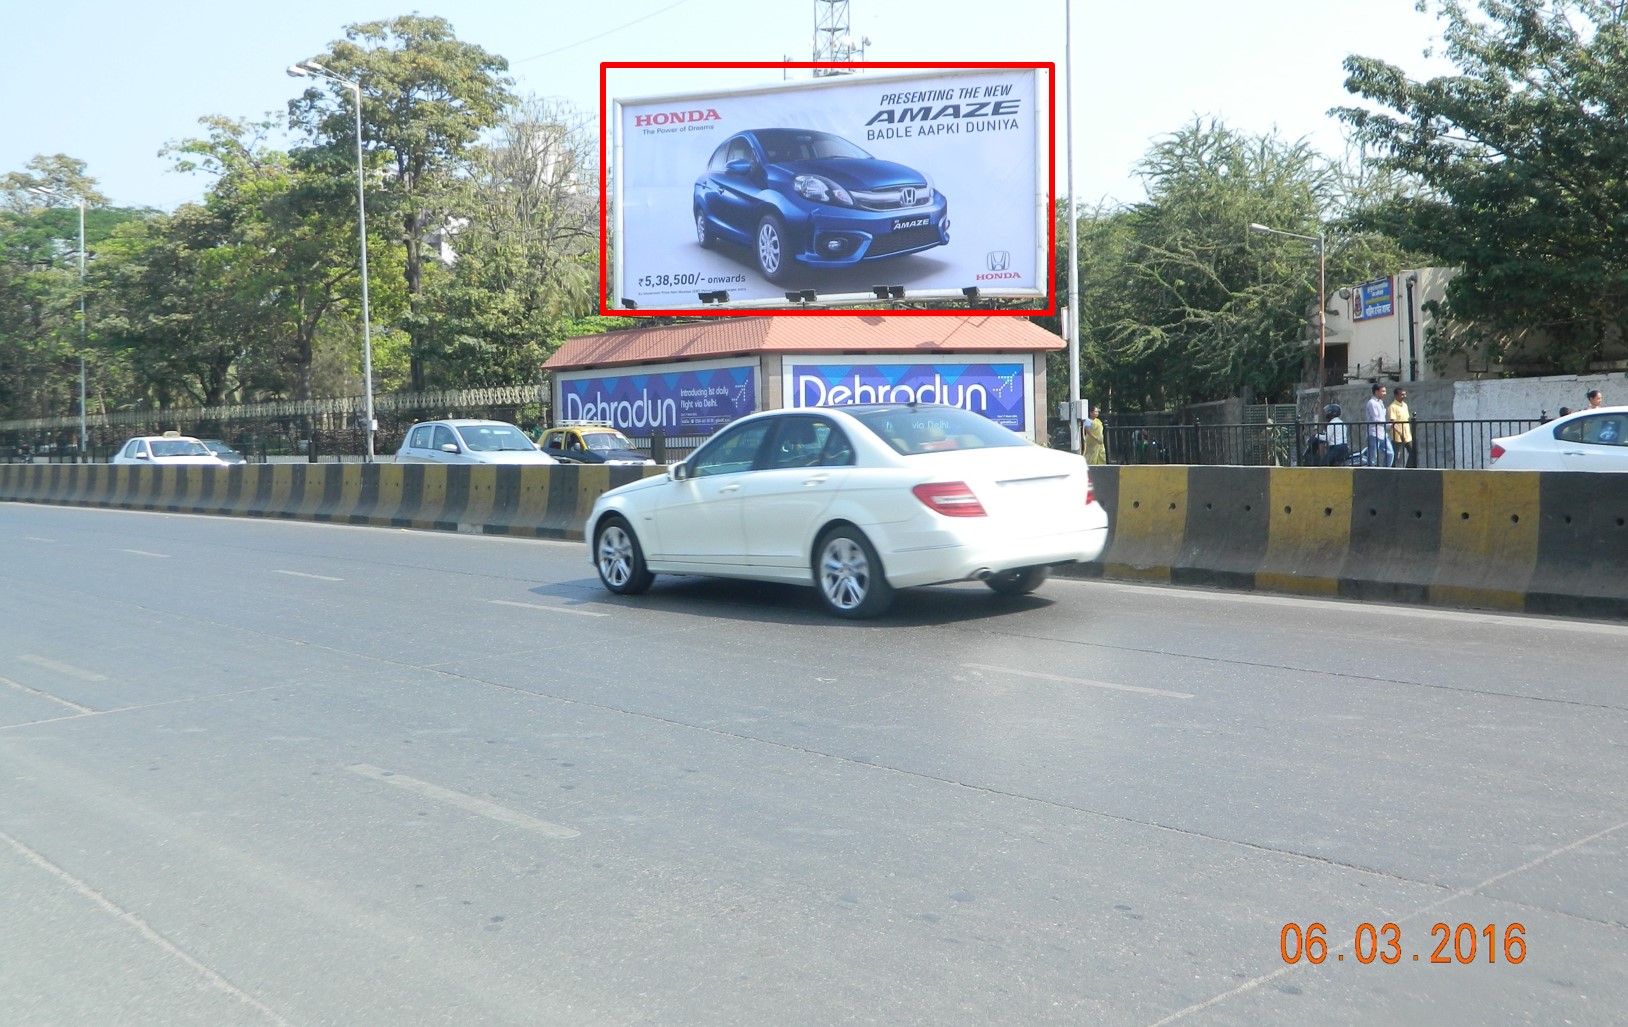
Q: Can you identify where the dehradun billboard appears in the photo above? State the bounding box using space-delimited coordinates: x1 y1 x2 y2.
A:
782 355 1034 436
555 359 759 438
609 66 1049 313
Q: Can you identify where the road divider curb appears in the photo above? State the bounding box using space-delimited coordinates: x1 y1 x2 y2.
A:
1063 465 1627 620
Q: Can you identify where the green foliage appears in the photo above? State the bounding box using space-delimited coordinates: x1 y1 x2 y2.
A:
1336 0 1628 372
1053 120 1425 413
289 14 517 392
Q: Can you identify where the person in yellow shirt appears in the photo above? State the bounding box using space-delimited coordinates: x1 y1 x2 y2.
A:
1083 403 1107 464
1388 387 1415 468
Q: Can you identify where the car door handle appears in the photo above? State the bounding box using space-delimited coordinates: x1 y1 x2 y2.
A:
802 474 829 486
717 483 741 494
1562 450 1586 456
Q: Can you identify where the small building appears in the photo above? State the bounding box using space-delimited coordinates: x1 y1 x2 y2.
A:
543 315 1064 444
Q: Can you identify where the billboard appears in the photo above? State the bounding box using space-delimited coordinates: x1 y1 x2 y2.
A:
781 355 1033 436
555 358 758 438
607 64 1051 314
1354 276 1395 320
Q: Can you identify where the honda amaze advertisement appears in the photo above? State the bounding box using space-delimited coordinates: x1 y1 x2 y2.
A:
609 66 1048 312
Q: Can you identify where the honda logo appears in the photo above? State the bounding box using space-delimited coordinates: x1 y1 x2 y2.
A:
986 250 1010 272
898 187 917 207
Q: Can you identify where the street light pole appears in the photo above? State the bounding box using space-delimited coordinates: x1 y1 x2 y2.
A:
1249 222 1327 415
29 186 89 458
1064 0 1082 455
289 60 375 462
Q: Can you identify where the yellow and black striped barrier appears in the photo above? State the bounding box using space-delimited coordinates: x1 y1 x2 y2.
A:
0 462 661 540
1082 466 1627 619
4 461 1624 619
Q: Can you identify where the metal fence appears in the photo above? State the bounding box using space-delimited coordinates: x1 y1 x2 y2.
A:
1 391 1541 470
1101 418 1541 470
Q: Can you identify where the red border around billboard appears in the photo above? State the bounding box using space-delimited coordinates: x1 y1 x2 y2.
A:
600 61 1056 319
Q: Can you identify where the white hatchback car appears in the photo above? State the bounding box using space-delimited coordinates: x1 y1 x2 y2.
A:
111 434 229 466
394 420 558 465
1490 406 1628 471
586 404 1109 618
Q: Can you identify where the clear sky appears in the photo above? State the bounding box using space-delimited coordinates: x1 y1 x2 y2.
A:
3 0 1454 211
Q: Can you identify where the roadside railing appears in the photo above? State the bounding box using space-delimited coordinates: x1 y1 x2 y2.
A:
1099 418 1542 469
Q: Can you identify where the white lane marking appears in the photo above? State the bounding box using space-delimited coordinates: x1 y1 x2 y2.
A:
488 599 608 618
272 569 343 582
18 655 107 682
1147 815 1628 1026
0 675 96 714
0 831 295 1027
962 663 1194 700
117 548 170 558
347 764 580 839
23 536 54 542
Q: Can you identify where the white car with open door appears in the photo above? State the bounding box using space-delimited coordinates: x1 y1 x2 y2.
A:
586 404 1109 618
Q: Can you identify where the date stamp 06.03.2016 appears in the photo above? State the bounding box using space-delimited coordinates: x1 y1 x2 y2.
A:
1280 922 1527 966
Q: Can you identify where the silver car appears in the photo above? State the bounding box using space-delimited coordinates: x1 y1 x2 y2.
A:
394 420 558 465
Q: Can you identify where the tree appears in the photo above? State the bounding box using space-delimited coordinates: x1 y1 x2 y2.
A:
1337 0 1628 373
0 154 108 213
420 97 601 388
289 14 516 392
165 116 398 401
0 159 143 424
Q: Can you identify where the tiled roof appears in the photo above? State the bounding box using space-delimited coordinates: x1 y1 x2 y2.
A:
545 315 1063 371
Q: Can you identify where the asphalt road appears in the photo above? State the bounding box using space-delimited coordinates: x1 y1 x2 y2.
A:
2 503 1624 1026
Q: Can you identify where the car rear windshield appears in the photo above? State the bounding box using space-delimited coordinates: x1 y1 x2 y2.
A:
455 424 535 452
848 407 1029 456
151 440 211 457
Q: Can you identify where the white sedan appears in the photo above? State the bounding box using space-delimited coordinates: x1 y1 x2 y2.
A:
111 434 229 466
586 404 1109 618
1490 406 1628 471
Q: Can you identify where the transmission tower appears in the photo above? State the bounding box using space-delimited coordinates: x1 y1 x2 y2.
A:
812 0 869 76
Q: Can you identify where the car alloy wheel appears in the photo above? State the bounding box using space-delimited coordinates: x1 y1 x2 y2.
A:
596 517 654 595
984 565 1050 596
814 527 893 618
695 208 713 249
756 213 789 283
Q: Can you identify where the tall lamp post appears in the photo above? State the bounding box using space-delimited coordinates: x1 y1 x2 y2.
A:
288 60 375 461
28 186 88 458
1064 0 1082 454
1249 222 1326 415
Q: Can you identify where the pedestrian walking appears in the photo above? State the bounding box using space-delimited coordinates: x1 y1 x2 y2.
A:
1587 389 1604 409
1364 382 1394 467
1388 387 1415 468
1083 403 1107 464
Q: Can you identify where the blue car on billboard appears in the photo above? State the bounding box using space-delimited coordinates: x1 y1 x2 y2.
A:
693 128 950 284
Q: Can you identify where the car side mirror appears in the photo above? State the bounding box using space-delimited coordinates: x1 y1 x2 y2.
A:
670 459 691 482
725 159 753 176
135 452 149 459
440 443 459 454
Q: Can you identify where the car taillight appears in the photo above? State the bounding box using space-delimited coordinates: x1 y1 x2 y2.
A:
1086 478 1095 505
912 481 987 517
1490 442 1505 462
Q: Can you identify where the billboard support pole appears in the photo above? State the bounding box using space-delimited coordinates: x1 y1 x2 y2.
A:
1064 1 1083 455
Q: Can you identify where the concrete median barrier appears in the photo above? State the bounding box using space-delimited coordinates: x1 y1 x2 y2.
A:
0 462 666 542
5 460 1624 620
1072 465 1627 620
